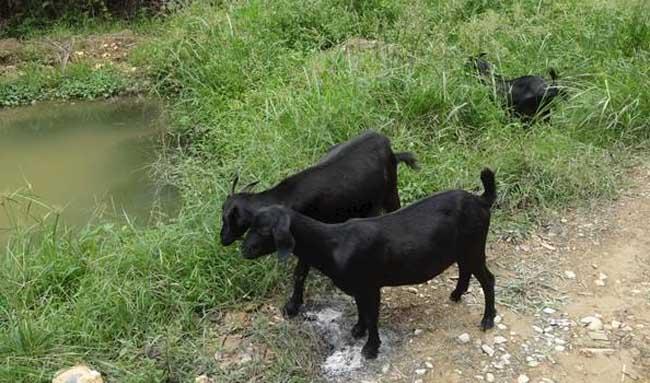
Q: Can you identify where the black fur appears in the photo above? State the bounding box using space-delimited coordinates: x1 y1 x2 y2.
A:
220 130 418 317
467 54 564 122
241 169 498 359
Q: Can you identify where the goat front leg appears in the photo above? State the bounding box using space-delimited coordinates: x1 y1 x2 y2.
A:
361 289 381 359
282 259 310 318
351 295 367 338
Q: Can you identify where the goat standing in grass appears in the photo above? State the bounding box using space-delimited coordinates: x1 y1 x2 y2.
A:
220 130 418 317
241 169 498 359
467 53 564 122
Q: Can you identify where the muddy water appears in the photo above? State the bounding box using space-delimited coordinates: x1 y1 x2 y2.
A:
0 98 177 236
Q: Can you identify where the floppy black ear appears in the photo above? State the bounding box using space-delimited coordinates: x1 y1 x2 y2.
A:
272 212 294 261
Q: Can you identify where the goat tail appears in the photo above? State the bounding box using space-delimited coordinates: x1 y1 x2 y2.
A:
480 168 497 208
548 68 559 84
395 152 420 170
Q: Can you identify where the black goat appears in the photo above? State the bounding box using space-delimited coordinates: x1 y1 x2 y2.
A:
467 53 564 121
241 169 497 359
220 130 419 317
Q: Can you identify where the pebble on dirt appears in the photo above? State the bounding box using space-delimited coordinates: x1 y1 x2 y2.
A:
517 374 530 383
458 333 471 344
481 344 495 357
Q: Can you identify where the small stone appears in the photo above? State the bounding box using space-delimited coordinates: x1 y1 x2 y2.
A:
493 336 507 344
543 307 556 314
595 279 606 286
528 360 539 367
381 364 390 374
458 333 471 344
518 374 530 383
494 315 502 324
425 362 433 369
415 380 423 383
415 368 426 376
481 344 495 357
588 331 609 341
554 338 566 345
581 316 603 330
598 272 608 280
486 372 495 382
532 325 543 333
406 287 419 294
414 329 423 336
195 375 214 383
611 320 621 329
53 366 103 383
525 356 535 362
555 345 566 352
564 270 576 279
475 375 484 381
497 324 507 330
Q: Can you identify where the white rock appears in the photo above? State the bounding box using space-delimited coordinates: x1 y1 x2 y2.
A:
518 374 530 383
425 362 433 369
555 345 566 352
595 279 606 286
564 270 576 279
415 368 426 376
381 364 390 374
195 375 214 383
493 336 507 344
458 333 471 344
525 356 535 362
406 287 419 294
481 344 495 357
53 366 103 383
415 380 423 383
532 325 543 333
611 320 622 329
414 329 423 336
588 331 608 341
598 272 608 280
486 372 495 382
494 315 502 324
528 360 539 367
543 307 556 314
581 316 603 330
497 324 507 330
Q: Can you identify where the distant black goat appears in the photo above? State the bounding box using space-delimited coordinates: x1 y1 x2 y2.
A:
240 169 497 359
220 130 419 317
467 53 564 121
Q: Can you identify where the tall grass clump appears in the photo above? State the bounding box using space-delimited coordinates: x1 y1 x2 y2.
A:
1 0 649 381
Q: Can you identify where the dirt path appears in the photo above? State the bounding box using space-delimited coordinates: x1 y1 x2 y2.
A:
302 165 650 383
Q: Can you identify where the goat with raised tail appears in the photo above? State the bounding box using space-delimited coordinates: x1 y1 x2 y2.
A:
467 53 565 122
220 130 419 318
240 169 498 359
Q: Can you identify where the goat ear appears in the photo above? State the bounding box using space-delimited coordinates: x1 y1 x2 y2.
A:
242 180 260 193
230 172 240 195
272 212 294 261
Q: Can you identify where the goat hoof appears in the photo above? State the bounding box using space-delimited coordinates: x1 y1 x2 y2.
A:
351 324 367 339
282 301 301 318
361 344 379 360
449 291 462 302
480 316 495 331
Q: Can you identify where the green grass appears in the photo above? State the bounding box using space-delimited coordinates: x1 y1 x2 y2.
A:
0 62 134 107
1 0 649 381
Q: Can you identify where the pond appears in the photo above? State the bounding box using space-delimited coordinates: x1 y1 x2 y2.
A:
0 98 178 238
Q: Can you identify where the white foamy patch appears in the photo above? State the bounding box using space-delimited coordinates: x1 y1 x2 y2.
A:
322 345 364 375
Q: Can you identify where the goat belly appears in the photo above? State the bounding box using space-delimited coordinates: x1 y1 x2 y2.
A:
381 256 455 286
